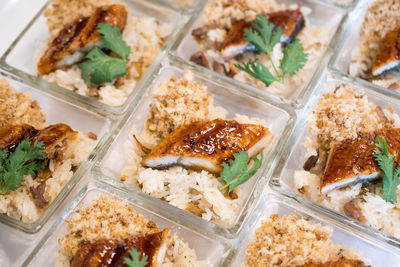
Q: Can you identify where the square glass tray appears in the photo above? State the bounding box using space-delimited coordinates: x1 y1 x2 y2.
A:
223 192 400 266
0 0 188 117
170 0 346 107
329 0 400 100
22 180 230 267
270 69 400 246
0 70 113 233
92 55 296 238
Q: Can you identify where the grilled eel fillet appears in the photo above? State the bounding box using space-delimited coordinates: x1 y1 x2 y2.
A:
142 119 272 173
37 4 127 75
0 123 78 159
71 228 170 267
220 9 305 58
321 128 400 193
372 28 400 76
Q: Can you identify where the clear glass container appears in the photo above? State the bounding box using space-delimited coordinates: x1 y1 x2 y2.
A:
22 180 230 267
92 55 296 238
0 69 113 233
0 0 189 117
170 0 346 107
270 70 400 246
223 192 400 266
329 0 400 100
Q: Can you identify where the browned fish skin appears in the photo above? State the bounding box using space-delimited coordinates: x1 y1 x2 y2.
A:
220 9 305 58
33 123 78 159
0 124 38 152
372 28 400 76
37 4 127 75
0 123 77 159
143 119 271 173
321 128 400 193
265 9 305 43
297 259 368 267
71 229 170 267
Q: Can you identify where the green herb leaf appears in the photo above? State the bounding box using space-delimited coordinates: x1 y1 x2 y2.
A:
98 23 130 61
236 14 308 87
0 139 46 195
280 39 308 76
235 62 277 86
243 14 283 54
374 136 400 203
78 23 130 85
79 47 127 85
123 247 148 267
219 151 263 192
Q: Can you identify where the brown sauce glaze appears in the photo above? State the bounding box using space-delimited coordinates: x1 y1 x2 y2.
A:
38 4 127 75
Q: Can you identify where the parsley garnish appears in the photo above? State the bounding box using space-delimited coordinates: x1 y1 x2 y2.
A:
123 247 148 267
219 151 263 192
235 14 308 87
0 139 46 195
79 23 131 85
374 136 400 203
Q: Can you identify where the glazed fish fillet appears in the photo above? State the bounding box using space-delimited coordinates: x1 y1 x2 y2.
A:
321 128 400 193
37 4 127 75
0 123 78 158
372 28 400 76
71 228 170 267
220 9 305 58
142 119 272 173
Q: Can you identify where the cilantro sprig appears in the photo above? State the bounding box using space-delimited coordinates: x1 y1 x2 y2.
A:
123 247 148 267
0 139 46 195
79 23 131 85
235 14 308 87
219 151 263 192
374 136 400 203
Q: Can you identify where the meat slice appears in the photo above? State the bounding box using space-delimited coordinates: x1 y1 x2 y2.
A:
0 124 38 152
37 4 127 75
71 228 170 267
33 123 78 159
142 119 272 173
372 28 400 76
321 128 400 193
265 9 305 43
190 51 209 68
220 9 305 58
343 200 366 223
0 123 77 159
297 259 368 267
30 182 48 209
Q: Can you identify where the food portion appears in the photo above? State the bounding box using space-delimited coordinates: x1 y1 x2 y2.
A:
57 195 203 267
37 4 127 75
349 0 400 91
294 83 400 238
321 128 400 193
143 119 271 173
245 215 368 267
120 74 271 225
35 0 171 106
189 0 329 98
0 78 95 223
